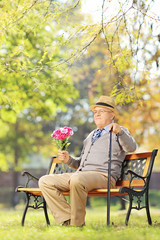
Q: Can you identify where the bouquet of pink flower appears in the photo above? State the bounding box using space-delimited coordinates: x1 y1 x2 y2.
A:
51 126 74 151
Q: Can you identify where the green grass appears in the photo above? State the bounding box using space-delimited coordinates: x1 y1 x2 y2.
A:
0 208 160 240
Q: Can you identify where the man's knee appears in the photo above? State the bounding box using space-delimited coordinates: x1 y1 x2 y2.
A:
39 175 49 188
39 175 61 190
70 174 85 189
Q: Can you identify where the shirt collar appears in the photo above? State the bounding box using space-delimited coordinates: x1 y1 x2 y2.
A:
96 123 112 133
103 123 112 133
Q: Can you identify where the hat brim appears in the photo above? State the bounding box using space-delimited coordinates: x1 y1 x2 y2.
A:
90 104 118 113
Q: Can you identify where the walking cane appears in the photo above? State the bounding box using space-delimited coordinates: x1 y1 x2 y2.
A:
107 129 112 226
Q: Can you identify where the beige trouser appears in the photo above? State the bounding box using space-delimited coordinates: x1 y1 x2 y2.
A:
39 171 116 226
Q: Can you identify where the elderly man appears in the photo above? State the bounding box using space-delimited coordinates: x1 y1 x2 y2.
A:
39 96 137 227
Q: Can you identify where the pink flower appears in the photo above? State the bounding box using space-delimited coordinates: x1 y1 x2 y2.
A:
52 129 62 138
58 134 66 140
51 126 74 150
64 126 73 136
61 128 68 134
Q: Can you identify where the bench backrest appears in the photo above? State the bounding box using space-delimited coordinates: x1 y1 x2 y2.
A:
47 149 158 188
116 150 157 187
47 158 76 175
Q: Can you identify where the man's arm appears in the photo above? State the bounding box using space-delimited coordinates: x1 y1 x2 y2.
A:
58 150 81 169
117 127 137 152
58 132 92 169
109 123 137 152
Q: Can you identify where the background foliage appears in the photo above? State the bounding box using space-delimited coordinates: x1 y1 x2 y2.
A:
0 0 160 207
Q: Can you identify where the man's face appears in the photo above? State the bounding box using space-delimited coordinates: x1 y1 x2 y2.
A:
93 107 115 129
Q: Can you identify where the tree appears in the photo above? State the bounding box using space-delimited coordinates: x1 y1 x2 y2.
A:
1 0 160 206
85 0 160 166
0 0 80 206
51 0 160 166
0 0 80 169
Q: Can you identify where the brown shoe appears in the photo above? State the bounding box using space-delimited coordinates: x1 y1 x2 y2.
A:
79 222 85 227
62 219 70 226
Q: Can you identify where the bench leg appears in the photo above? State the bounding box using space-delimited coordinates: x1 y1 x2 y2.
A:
145 190 152 225
22 193 30 226
125 195 133 226
43 199 50 225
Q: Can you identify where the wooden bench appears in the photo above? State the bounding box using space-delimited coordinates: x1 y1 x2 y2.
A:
16 149 158 226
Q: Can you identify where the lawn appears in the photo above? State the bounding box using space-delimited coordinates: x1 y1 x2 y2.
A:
0 207 160 240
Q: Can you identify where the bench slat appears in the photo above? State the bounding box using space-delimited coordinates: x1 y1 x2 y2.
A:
17 187 128 197
17 188 42 196
116 179 145 187
125 152 152 160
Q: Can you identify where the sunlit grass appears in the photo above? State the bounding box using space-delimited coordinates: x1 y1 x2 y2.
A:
0 207 160 240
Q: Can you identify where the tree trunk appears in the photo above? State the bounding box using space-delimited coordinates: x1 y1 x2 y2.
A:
12 170 19 208
11 121 19 208
120 197 126 210
86 197 91 208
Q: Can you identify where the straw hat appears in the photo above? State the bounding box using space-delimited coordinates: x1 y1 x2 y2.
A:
90 96 117 113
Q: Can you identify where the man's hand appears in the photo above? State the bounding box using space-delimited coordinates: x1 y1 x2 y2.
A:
109 123 122 135
58 150 70 164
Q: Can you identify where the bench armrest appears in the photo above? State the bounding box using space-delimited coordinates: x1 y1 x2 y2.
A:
125 170 145 180
125 170 146 188
21 171 39 188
